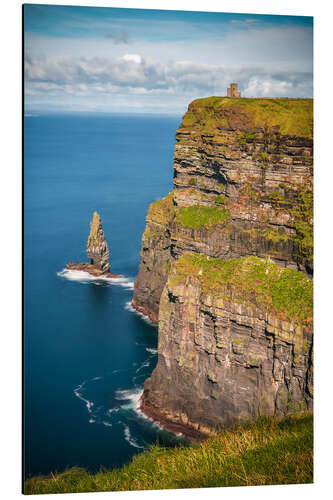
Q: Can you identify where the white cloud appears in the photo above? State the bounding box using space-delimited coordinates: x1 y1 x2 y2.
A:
121 54 142 63
25 53 312 98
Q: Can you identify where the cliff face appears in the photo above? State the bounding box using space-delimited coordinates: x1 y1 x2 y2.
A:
141 254 313 438
133 97 313 436
132 98 313 323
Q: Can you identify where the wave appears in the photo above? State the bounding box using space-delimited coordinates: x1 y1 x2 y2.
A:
146 347 158 355
57 269 134 289
73 382 94 413
124 301 156 326
123 424 145 449
114 388 143 411
135 359 151 374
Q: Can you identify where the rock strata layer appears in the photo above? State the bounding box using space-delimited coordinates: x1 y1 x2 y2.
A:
133 97 313 437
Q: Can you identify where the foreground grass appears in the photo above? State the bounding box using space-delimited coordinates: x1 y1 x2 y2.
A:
25 414 313 494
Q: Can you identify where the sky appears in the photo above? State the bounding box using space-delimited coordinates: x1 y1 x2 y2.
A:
24 4 313 114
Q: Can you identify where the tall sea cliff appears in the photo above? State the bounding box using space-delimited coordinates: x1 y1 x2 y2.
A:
132 97 313 438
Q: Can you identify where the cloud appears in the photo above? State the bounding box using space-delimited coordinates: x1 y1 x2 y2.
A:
105 29 129 44
121 54 141 63
25 53 312 100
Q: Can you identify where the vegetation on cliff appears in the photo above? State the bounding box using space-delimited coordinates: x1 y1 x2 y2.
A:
146 192 231 231
180 97 313 138
24 414 312 494
269 184 313 266
175 204 230 229
172 253 313 327
147 192 175 224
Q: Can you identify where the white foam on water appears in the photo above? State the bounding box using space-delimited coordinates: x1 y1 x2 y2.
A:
57 269 134 289
146 347 158 355
135 403 165 433
135 359 151 374
123 424 145 449
73 382 94 413
107 408 120 415
124 301 156 326
74 377 122 428
114 388 143 411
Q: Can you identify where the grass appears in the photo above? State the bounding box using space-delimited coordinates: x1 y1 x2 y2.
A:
175 204 230 229
24 414 312 494
172 254 313 327
180 97 313 138
147 192 175 225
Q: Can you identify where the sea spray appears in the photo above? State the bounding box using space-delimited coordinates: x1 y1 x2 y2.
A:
58 269 134 289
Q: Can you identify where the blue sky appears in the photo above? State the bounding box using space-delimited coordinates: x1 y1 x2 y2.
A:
24 4 313 114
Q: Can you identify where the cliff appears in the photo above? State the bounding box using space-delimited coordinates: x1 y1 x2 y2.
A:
133 97 313 436
141 254 313 438
133 97 313 322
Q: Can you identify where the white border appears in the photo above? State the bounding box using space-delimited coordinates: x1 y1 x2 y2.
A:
1 1 331 499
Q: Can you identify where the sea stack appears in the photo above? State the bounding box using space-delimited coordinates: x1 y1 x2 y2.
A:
87 211 110 273
66 211 121 277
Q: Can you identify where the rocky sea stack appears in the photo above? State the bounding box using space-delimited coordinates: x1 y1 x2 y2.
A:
87 211 110 273
67 211 121 278
133 97 313 439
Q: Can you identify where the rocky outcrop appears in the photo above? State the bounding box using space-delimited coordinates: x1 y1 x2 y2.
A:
87 211 110 273
132 97 313 324
66 212 121 278
141 254 313 439
133 97 313 439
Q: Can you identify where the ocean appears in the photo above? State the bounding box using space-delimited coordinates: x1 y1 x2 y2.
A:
24 113 185 479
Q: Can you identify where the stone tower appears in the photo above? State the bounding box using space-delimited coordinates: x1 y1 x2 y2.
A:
87 211 110 273
227 83 241 98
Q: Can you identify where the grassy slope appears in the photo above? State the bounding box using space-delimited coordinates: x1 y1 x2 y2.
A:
24 414 313 494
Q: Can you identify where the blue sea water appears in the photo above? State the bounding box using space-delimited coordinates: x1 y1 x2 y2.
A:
24 113 184 479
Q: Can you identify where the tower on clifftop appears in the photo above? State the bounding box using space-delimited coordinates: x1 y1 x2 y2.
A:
227 83 241 98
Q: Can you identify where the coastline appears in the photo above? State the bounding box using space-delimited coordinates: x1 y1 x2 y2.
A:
139 390 211 443
131 299 158 325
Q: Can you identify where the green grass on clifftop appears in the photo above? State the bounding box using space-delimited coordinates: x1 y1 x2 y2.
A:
180 97 313 138
172 254 313 327
24 414 312 494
